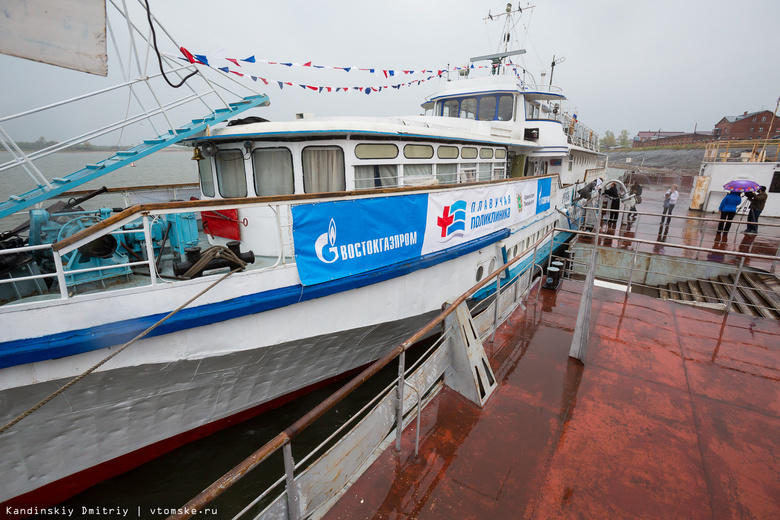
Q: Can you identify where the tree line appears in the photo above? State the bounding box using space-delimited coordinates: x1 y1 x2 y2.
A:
14 136 119 152
600 130 631 149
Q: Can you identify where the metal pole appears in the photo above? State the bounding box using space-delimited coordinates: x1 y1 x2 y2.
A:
696 218 705 260
404 383 422 458
395 350 406 452
570 194 603 361
142 214 158 286
627 245 639 294
491 277 501 343
725 256 746 315
283 443 300 520
52 251 69 299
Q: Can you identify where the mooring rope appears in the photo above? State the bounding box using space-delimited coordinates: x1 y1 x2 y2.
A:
181 245 247 280
0 265 244 435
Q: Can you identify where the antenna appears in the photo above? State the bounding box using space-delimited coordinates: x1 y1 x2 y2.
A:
479 3 534 74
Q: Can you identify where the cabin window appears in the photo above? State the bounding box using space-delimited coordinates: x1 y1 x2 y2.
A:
460 163 477 182
461 147 478 159
355 165 398 189
769 172 780 193
198 157 215 197
495 148 507 159
355 143 398 159
252 148 294 196
404 144 434 159
493 164 506 179
403 164 434 186
478 96 497 121
302 146 346 193
215 149 247 198
460 98 477 119
480 148 493 159
497 95 513 121
443 99 459 118
477 163 492 181
436 164 458 185
437 146 459 159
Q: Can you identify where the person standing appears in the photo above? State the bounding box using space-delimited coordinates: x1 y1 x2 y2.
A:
661 184 679 227
628 181 643 221
717 191 742 235
744 186 767 234
604 182 620 226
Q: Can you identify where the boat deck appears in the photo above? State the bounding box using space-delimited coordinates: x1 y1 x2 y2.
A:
323 281 780 519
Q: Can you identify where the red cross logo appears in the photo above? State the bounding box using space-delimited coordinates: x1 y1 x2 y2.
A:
437 205 454 237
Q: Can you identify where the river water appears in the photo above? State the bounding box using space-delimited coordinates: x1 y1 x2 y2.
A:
0 149 195 231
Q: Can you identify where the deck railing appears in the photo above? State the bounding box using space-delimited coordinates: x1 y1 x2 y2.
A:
165 229 553 520
702 139 780 163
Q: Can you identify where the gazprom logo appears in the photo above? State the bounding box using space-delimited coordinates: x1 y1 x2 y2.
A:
315 218 339 263
313 217 418 264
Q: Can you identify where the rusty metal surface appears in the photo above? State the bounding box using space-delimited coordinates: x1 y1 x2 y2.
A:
324 282 780 520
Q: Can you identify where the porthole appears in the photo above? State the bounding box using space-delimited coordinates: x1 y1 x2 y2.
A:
355 143 398 159
480 148 494 159
462 147 478 159
476 265 484 282
403 144 434 159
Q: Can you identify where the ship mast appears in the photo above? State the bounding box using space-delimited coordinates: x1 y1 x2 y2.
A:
473 3 531 75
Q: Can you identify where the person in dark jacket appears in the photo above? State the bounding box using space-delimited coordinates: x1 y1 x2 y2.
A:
603 183 620 226
744 186 767 234
717 191 742 235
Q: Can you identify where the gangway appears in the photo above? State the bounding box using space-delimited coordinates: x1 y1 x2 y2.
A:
0 94 269 220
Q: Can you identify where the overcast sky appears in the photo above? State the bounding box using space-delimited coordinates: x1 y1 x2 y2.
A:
1 0 778 144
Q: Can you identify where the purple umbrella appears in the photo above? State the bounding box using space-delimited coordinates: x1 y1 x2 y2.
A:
723 180 760 193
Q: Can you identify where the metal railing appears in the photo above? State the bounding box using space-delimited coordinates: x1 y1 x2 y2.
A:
553 223 780 319
166 230 551 520
702 139 780 163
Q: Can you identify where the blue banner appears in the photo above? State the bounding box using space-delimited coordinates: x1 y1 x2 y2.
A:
536 177 552 214
292 195 428 285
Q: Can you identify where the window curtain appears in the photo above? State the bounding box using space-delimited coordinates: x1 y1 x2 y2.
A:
253 148 294 196
302 147 345 193
355 165 398 189
215 150 247 198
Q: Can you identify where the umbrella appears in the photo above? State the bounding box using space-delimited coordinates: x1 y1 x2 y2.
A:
723 180 760 193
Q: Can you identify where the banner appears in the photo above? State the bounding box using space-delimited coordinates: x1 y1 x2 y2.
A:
423 185 516 255
292 195 427 285
291 178 551 286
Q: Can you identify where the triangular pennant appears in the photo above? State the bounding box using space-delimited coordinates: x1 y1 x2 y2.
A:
278 81 284 89
179 47 197 64
226 58 240 67
250 76 258 82
343 67 351 72
303 61 312 67
194 54 210 66
242 55 256 63
282 63 293 67
218 67 229 73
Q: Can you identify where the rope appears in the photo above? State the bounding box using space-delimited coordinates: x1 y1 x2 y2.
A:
181 245 247 280
0 266 244 435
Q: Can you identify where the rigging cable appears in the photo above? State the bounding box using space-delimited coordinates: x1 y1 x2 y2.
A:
145 0 198 88
0 265 244 434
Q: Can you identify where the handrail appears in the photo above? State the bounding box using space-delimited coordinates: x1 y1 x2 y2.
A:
168 226 556 520
50 173 563 253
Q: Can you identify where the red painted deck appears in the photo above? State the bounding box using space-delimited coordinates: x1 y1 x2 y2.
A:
324 282 780 519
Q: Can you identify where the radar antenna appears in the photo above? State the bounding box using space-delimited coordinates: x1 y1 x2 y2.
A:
474 3 533 74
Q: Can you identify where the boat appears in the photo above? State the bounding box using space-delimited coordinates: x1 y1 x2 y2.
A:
690 109 780 217
0 2 603 511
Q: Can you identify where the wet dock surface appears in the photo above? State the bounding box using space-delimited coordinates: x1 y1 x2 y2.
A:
324 281 780 519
